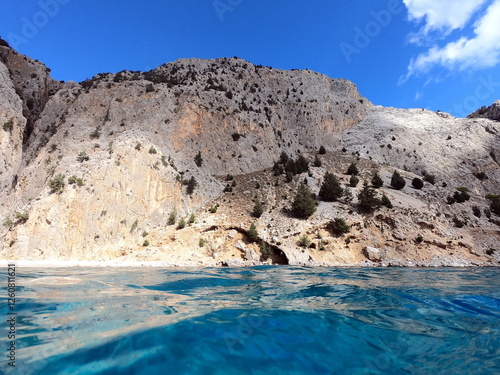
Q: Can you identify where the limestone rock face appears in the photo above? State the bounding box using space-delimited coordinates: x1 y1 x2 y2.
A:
0 57 24 194
363 246 384 262
342 106 500 195
468 100 500 122
0 47 370 261
0 43 62 155
0 43 499 266
71 57 370 176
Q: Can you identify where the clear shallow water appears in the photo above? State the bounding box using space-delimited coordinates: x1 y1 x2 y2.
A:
2 267 499 374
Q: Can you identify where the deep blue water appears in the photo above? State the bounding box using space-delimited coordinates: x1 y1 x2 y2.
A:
1 267 499 374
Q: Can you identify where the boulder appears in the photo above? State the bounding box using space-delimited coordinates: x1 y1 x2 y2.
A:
363 246 384 262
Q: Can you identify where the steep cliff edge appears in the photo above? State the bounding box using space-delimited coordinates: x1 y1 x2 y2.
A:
0 45 499 266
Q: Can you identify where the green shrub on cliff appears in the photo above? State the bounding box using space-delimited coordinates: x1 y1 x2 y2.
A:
49 174 65 194
291 183 317 219
248 223 259 242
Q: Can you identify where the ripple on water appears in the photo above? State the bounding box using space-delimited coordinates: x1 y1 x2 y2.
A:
2 267 498 374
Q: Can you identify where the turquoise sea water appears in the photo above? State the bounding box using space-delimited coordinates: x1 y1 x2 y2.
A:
1 267 499 374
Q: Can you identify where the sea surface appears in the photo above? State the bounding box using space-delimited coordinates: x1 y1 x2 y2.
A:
1 266 499 374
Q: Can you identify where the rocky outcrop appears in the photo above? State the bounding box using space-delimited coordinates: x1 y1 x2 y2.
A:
342 106 500 195
0 40 62 149
73 57 370 176
468 100 500 122
0 45 499 266
363 246 384 262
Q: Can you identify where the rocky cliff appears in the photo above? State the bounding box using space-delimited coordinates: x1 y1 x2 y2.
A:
468 100 500 122
1 41 499 266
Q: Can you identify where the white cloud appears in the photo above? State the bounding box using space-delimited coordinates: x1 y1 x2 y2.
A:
402 0 500 81
404 0 486 34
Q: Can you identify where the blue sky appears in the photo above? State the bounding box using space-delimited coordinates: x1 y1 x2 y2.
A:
1 0 499 117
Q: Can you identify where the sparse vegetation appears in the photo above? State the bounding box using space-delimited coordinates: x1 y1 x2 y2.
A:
273 162 284 176
285 159 297 175
3 219 14 229
253 200 264 218
371 173 383 188
3 118 13 132
423 173 436 185
130 219 138 233
474 172 488 181
168 210 177 225
188 214 196 224
177 217 186 229
296 155 310 174
143 240 150 247
319 145 326 155
14 212 29 225
149 146 157 154
472 206 481 218
390 171 406 190
90 126 101 139
76 151 90 162
358 182 381 212
291 183 317 219
298 234 311 248
313 154 322 167
209 204 219 213
135 142 142 151
319 172 343 201
328 218 350 236
416 234 424 243
452 215 465 228
343 187 354 202
186 176 197 195
259 241 273 260
279 151 289 165
484 207 492 219
49 173 66 194
347 163 359 176
248 222 259 242
412 177 424 189
349 174 359 187
449 187 471 204
194 151 203 167
486 194 500 216
381 194 393 208
199 238 205 247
